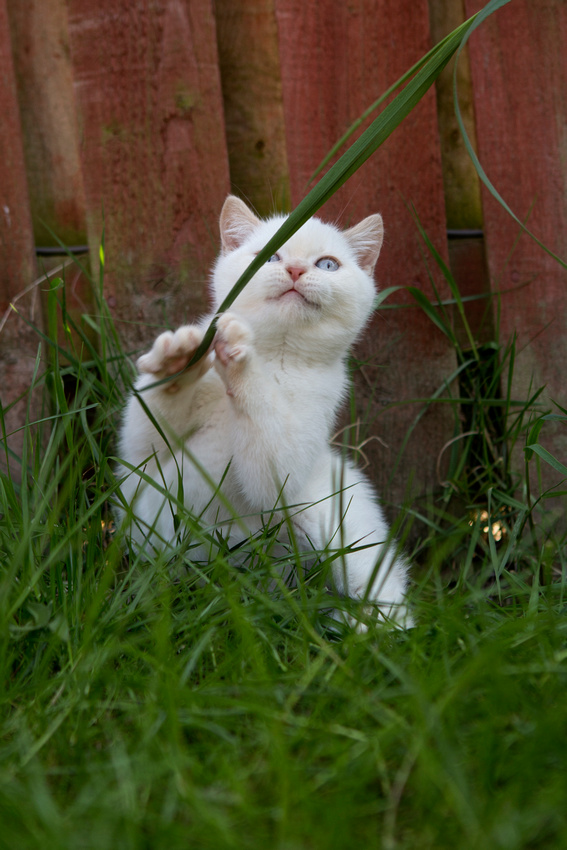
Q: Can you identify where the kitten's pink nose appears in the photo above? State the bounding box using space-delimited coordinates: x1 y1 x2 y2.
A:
286 264 306 283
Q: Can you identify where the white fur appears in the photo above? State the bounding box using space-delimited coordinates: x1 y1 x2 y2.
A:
116 196 411 627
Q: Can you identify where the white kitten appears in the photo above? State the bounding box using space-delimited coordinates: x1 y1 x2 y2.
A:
117 196 411 627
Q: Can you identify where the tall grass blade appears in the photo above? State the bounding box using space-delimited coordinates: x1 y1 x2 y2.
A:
524 443 567 478
306 15 480 185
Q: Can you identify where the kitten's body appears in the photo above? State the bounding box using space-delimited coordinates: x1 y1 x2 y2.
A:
117 197 411 625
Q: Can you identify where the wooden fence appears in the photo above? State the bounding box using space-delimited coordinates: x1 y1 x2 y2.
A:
1 0 565 514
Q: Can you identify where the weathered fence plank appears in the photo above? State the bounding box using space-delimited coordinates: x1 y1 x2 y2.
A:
428 0 494 349
466 0 567 494
7 0 95 361
67 0 230 354
0 4 35 298
7 0 87 248
428 0 483 233
275 0 456 509
0 0 40 469
215 0 290 216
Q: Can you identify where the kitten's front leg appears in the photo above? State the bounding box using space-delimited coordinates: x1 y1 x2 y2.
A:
213 313 254 401
121 324 214 471
214 313 305 507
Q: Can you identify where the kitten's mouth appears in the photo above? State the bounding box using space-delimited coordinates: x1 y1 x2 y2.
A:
271 286 317 306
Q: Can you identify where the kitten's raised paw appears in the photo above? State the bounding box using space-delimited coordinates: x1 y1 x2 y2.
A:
214 313 252 367
137 325 211 392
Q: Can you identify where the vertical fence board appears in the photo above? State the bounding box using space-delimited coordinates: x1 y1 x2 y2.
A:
428 0 483 232
8 0 95 360
7 0 87 248
0 0 40 469
275 0 455 509
428 0 494 347
67 0 230 354
0 4 35 298
466 0 567 495
215 0 290 216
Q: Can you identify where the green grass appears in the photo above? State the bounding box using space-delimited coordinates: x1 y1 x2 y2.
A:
1 248 566 850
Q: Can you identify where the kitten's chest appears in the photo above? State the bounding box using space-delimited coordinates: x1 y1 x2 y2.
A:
264 358 345 422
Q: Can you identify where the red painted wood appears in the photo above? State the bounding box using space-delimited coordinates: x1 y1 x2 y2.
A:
0 0 41 469
466 0 567 491
67 0 230 354
275 0 455 507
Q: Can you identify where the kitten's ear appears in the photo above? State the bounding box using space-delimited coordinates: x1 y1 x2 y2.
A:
344 214 384 275
219 195 261 253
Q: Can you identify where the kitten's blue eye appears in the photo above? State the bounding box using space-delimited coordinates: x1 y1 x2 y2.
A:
316 257 339 271
267 253 280 263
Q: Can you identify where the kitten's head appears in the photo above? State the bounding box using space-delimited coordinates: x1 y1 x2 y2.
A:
212 196 383 355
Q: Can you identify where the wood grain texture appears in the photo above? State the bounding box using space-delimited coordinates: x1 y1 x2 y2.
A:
466 0 567 494
67 0 230 354
275 0 455 508
0 0 41 471
215 0 290 216
0 1 36 302
7 0 87 247
8 0 96 360
428 0 483 231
